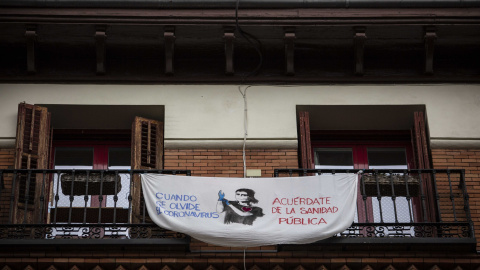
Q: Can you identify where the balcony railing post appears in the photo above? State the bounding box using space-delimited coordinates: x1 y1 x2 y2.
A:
98 170 104 223
37 170 47 223
8 171 17 224
374 171 384 223
431 170 442 222
53 170 61 224
460 169 474 238
403 170 414 223
142 170 147 223
83 170 90 224
23 170 32 223
68 169 75 224
389 170 399 224
113 170 119 225
418 170 428 222
446 169 457 222
360 172 369 223
128 170 134 223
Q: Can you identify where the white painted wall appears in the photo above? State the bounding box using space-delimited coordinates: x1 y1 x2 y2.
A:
0 84 479 148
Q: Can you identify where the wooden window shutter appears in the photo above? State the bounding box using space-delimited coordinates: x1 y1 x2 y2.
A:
412 111 431 170
13 103 51 224
131 116 164 223
298 111 313 169
411 111 436 222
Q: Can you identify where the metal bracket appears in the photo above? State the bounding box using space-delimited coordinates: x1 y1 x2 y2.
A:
224 30 235 75
424 26 437 75
95 26 107 75
284 30 296 76
25 25 37 74
164 27 176 75
354 27 367 76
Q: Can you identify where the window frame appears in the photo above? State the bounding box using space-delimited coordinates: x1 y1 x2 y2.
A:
51 140 131 170
311 131 422 223
311 140 415 170
50 139 131 220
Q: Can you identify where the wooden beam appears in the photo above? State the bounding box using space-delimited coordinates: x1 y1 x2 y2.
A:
354 27 367 76
25 26 37 74
424 26 437 75
164 27 176 75
284 30 296 76
3 8 480 25
95 26 107 75
224 30 235 75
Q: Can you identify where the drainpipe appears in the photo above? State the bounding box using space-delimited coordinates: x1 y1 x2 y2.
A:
1 0 479 8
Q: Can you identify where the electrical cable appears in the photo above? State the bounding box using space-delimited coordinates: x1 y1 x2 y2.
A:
235 0 264 179
238 85 250 178
235 1 263 265
235 0 263 80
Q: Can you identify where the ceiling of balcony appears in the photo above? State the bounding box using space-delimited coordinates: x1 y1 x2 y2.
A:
0 8 479 83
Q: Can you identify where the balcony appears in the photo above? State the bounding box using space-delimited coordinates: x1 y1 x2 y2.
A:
0 169 475 250
0 169 191 247
275 169 476 249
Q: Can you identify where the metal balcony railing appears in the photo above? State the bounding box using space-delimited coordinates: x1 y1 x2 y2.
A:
274 169 475 246
0 169 190 245
0 169 475 247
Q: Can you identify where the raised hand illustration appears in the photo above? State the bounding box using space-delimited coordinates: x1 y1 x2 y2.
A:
218 190 230 205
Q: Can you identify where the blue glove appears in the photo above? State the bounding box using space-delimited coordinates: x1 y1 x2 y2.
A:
218 190 225 201
218 190 230 205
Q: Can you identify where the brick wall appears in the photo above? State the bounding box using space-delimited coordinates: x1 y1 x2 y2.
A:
0 147 480 269
432 149 480 249
0 149 14 223
164 148 298 250
163 149 298 178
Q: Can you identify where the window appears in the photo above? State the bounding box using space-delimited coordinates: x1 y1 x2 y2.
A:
51 142 131 223
312 141 419 223
12 103 165 224
297 106 435 224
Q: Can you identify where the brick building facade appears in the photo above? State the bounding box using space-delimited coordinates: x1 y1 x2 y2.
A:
1 1 480 270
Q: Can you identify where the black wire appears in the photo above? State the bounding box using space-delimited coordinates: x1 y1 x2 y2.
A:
235 0 264 81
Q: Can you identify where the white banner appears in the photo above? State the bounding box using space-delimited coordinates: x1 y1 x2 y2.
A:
141 174 358 247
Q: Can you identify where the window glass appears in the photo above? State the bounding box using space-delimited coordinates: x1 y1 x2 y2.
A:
314 148 354 169
52 148 94 212
54 147 94 166
108 147 131 167
368 148 407 168
108 147 131 209
314 148 357 222
51 146 131 223
367 147 413 225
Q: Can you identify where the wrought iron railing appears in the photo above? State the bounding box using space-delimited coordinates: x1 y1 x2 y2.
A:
0 169 190 245
0 168 475 247
274 169 475 245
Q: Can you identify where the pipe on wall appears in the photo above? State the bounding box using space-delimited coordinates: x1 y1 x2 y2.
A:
1 0 480 8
